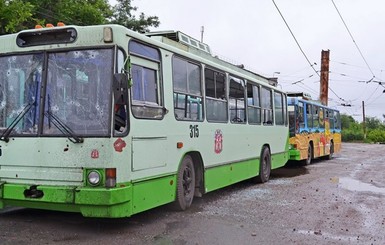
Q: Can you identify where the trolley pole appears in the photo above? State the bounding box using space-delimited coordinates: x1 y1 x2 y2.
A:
320 50 330 106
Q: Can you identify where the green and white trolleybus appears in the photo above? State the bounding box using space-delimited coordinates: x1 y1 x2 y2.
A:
0 24 289 218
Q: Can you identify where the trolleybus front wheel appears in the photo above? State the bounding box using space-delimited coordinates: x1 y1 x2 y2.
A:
173 155 195 211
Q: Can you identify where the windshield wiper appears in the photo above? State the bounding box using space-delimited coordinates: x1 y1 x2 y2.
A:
44 110 84 144
0 102 36 143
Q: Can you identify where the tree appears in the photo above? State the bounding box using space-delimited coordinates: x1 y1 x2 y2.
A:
340 114 355 130
23 0 112 26
365 116 385 130
0 0 34 34
109 0 159 33
0 0 159 35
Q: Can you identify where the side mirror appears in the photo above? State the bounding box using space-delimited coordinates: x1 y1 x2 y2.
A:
113 73 129 105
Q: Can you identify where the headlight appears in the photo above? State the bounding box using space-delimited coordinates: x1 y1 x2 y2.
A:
88 170 101 186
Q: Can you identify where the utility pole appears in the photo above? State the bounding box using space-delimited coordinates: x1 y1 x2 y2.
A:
320 50 330 106
362 100 366 139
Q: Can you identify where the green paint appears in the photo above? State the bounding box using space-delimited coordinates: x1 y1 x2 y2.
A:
0 183 133 218
271 151 290 169
289 149 301 161
205 150 289 193
132 175 176 214
75 186 131 205
0 175 179 218
205 159 259 192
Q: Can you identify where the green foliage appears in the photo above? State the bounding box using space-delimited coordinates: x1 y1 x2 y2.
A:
341 114 355 130
109 0 159 33
367 129 385 143
341 129 364 142
0 0 34 33
0 0 159 35
365 116 385 130
341 113 385 143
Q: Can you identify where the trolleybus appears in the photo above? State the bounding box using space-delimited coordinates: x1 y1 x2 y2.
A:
287 92 341 165
0 24 289 217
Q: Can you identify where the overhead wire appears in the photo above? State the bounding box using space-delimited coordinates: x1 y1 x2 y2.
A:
272 0 347 104
366 92 384 107
331 0 376 79
271 0 319 77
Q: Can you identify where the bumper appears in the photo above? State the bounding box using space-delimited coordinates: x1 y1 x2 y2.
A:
0 182 132 218
289 149 302 161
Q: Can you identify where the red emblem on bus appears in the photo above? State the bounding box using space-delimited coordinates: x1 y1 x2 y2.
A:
91 149 99 159
114 138 126 152
214 129 223 154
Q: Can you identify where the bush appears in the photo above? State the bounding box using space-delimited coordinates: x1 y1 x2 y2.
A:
367 129 385 143
342 130 364 142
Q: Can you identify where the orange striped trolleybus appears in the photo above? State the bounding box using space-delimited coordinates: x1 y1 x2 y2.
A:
0 24 289 217
287 92 341 165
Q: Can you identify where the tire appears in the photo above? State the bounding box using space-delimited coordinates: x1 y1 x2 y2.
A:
304 143 312 165
326 142 334 160
173 155 195 211
255 147 271 183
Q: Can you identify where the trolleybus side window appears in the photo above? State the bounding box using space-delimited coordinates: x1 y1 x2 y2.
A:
313 105 319 129
329 109 335 130
205 68 227 122
274 91 284 125
129 41 163 119
229 76 246 123
172 56 203 121
261 86 273 125
335 111 341 130
283 93 288 126
246 83 261 124
319 107 325 129
297 101 304 129
306 103 312 128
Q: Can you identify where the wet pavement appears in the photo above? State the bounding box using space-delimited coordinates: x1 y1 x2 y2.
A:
0 142 384 244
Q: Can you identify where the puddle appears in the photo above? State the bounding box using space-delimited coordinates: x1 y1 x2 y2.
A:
338 177 385 195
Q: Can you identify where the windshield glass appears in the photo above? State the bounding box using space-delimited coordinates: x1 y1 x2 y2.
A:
0 48 113 137
44 49 112 136
0 54 43 135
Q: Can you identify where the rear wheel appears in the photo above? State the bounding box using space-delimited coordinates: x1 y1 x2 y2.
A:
173 155 195 211
255 147 271 183
304 143 312 165
326 142 334 160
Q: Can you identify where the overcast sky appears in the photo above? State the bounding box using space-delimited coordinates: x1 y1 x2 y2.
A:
120 0 385 121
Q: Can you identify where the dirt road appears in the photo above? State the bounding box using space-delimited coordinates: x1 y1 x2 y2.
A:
1 143 384 245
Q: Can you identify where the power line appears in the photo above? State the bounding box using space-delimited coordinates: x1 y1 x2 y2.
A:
271 0 319 77
365 84 381 105
331 0 376 78
366 93 384 107
272 0 347 103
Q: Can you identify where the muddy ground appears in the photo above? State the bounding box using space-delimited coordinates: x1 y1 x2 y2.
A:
1 142 384 245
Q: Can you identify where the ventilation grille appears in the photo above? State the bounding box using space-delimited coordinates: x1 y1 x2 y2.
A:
146 31 211 54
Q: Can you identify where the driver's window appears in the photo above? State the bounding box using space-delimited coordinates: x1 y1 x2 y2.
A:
129 40 163 119
114 49 128 135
